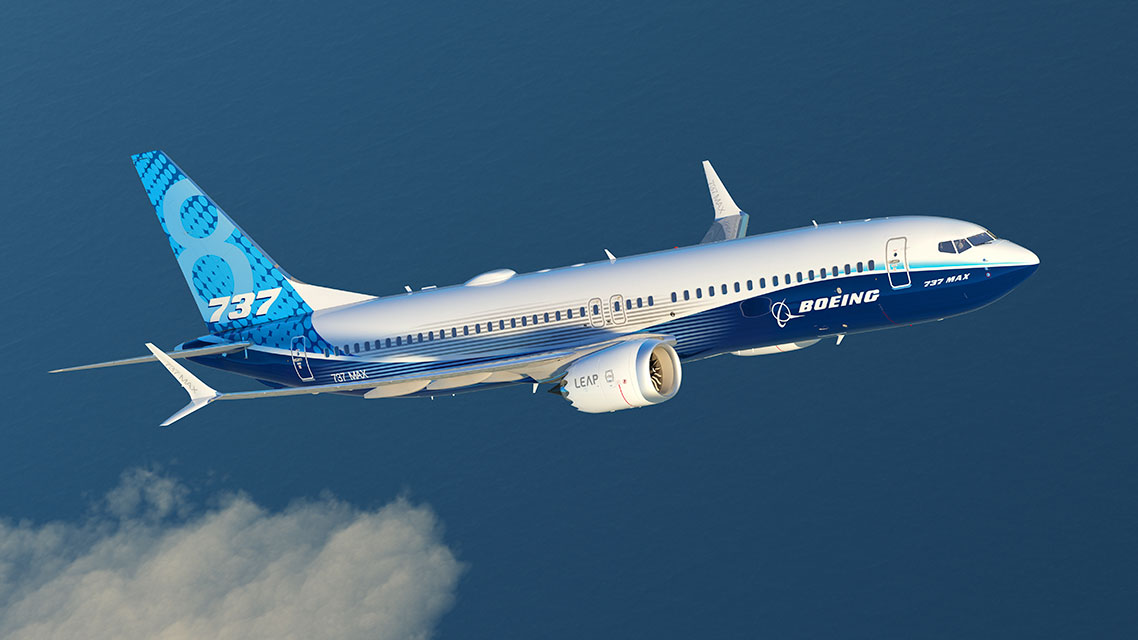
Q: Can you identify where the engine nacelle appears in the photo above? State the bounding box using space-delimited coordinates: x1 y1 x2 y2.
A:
560 339 682 413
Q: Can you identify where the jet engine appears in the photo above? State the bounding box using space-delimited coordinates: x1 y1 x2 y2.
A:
558 339 682 413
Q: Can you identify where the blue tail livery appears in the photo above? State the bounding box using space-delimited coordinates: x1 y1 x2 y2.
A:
131 151 371 349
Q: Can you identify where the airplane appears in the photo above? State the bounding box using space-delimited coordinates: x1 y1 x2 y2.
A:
52 151 1040 425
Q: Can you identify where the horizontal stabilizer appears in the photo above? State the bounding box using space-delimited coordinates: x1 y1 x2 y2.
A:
49 342 251 374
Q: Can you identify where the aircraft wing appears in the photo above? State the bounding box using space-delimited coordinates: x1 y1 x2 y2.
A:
699 160 749 244
145 333 675 426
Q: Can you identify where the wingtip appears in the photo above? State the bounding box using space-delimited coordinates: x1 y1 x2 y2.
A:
702 161 742 220
145 342 219 402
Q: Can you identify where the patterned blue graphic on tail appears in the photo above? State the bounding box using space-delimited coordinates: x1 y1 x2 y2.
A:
131 150 333 353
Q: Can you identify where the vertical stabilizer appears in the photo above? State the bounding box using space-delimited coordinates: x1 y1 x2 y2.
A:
131 151 373 342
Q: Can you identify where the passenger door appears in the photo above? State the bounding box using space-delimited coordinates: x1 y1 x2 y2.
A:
886 237 911 290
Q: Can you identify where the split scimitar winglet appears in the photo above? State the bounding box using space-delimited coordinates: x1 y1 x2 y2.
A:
144 343 220 426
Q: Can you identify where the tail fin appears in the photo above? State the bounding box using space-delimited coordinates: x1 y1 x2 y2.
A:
131 151 371 336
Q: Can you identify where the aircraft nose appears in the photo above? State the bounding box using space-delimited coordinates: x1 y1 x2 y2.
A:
1012 242 1040 266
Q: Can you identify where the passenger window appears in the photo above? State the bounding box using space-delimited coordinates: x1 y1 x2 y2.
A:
580 306 586 317
532 314 538 324
396 337 402 346
708 286 714 297
511 318 516 328
784 273 790 284
407 335 413 344
647 296 654 306
451 328 457 337
428 332 434 341
485 323 491 333
566 309 573 319
734 282 741 293
671 292 677 303
353 343 359 353
555 311 561 321
544 312 550 322
696 289 703 299
364 341 370 351
820 267 827 279
592 304 600 315
636 298 643 308
683 290 690 301
386 338 392 347
521 316 527 327
844 264 851 274
721 284 728 294
474 324 481 334
857 262 863 272
796 272 803 283
773 275 779 286
614 300 620 311
808 270 815 281
868 259 875 270
832 266 838 277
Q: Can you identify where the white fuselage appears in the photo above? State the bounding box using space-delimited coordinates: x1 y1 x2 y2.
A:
304 216 1038 367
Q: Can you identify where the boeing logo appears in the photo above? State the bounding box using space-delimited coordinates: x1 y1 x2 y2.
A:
771 300 803 328
797 289 881 314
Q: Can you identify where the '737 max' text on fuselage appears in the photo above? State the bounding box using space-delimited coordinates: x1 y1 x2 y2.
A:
52 152 1040 425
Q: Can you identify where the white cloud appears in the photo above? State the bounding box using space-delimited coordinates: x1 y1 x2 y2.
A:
0 468 463 640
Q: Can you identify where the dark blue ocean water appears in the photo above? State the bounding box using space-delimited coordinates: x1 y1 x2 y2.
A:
2 1 1135 637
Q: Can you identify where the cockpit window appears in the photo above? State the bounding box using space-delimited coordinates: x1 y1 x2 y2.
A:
967 231 996 247
938 230 997 254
